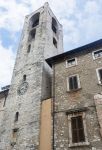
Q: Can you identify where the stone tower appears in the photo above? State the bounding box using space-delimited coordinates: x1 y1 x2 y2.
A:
0 2 63 150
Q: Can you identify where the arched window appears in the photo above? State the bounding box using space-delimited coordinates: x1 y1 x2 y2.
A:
15 112 19 122
30 12 40 28
52 17 58 34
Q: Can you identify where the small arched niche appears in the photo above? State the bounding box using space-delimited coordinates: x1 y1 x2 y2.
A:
52 17 58 34
30 12 40 28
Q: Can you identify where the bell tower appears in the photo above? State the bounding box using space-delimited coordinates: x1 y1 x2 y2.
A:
0 2 63 150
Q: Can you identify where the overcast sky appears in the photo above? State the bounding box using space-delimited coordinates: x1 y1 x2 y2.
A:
0 0 102 89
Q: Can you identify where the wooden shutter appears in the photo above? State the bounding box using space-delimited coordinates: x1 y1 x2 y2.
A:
71 116 85 143
69 76 78 90
73 76 78 89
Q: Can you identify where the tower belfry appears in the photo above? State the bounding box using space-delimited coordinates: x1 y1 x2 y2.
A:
0 2 63 150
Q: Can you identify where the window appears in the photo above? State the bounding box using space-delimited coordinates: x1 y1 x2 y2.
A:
30 12 40 28
15 112 19 122
92 49 102 59
23 75 26 81
31 29 36 39
68 112 89 147
53 38 57 48
52 17 58 34
67 74 81 91
11 128 19 146
71 116 85 143
28 29 36 42
66 58 77 68
32 18 39 28
96 68 102 84
27 44 31 53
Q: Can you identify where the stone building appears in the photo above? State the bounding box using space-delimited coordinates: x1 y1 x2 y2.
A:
0 2 102 150
46 39 102 150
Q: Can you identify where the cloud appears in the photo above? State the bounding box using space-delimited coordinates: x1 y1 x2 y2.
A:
0 0 102 87
0 40 15 89
0 0 29 32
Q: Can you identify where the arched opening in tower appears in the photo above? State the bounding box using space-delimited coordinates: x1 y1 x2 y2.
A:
30 12 40 28
52 17 58 34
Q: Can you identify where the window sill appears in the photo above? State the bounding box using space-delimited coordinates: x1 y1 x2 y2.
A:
93 56 102 60
69 141 90 147
67 88 82 93
66 64 77 68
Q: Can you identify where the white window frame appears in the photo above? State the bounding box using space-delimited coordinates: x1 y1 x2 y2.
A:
96 67 102 85
68 112 89 147
66 57 77 68
67 74 81 92
92 49 102 60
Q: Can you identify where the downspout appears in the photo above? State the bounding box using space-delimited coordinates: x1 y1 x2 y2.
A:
52 64 55 150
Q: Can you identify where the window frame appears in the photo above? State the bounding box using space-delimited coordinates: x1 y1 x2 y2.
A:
67 74 81 92
66 58 77 68
92 49 102 60
68 112 89 147
96 67 102 85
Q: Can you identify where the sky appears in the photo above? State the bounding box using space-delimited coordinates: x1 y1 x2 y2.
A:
0 0 102 89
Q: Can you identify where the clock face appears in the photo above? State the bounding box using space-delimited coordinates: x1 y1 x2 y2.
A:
17 82 28 95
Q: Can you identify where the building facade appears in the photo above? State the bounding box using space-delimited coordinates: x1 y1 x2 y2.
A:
0 2 63 150
0 2 102 150
46 40 102 150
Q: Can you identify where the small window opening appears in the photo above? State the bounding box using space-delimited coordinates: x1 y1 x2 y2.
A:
30 12 40 28
98 69 102 84
23 75 26 81
93 49 102 59
69 76 78 90
31 29 36 39
53 38 57 48
67 58 76 67
28 29 36 41
15 112 19 122
32 18 39 28
52 17 58 34
71 116 85 143
11 128 19 146
52 25 57 33
27 44 31 53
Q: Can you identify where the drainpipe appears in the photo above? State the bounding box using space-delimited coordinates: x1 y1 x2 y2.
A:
52 64 55 150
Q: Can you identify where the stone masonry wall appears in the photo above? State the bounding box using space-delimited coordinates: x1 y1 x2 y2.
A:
53 48 102 150
0 3 63 150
